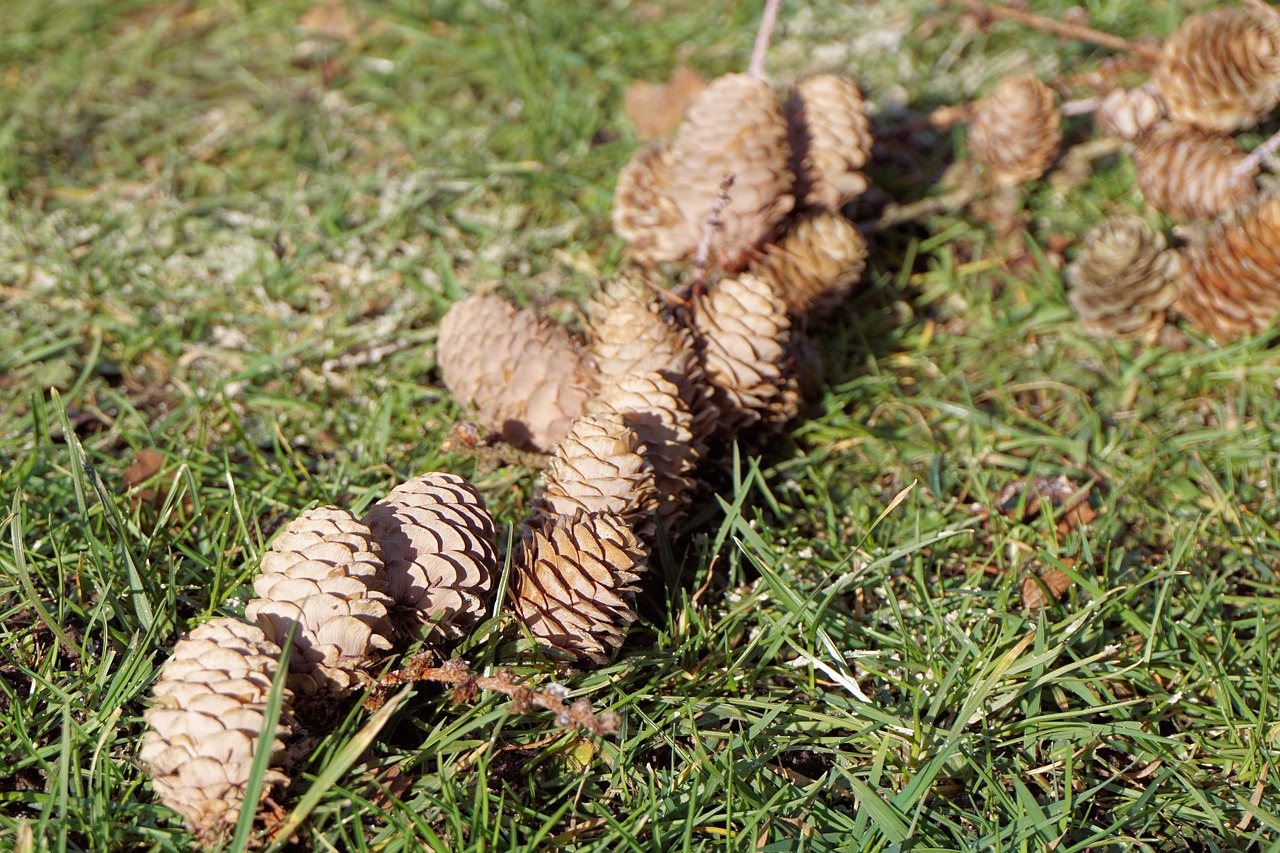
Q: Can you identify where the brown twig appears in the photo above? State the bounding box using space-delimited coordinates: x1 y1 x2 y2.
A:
1235 126 1280 180
946 0 1160 63
376 655 621 736
690 173 736 294
748 0 783 79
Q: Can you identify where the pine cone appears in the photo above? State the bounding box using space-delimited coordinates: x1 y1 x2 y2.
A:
967 74 1061 186
140 618 294 846
436 294 597 452
1150 6 1280 132
587 373 699 524
612 142 689 267
691 273 796 434
244 507 395 696
785 74 873 211
665 73 796 271
1064 214 1181 339
362 473 498 641
749 212 868 315
531 412 658 531
1176 193 1280 341
1130 123 1258 221
1094 86 1164 140
510 510 648 664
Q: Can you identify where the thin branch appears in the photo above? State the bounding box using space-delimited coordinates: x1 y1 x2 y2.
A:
748 0 783 79
1060 96 1100 117
1235 126 1280 181
690 173 736 294
375 655 621 736
945 0 1160 63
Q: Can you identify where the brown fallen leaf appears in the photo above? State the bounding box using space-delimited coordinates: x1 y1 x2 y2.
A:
1021 567 1073 610
992 474 1097 534
624 64 706 140
122 449 165 500
297 0 362 40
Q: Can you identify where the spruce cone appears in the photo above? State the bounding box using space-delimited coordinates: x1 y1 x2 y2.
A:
436 294 597 452
1150 6 1280 132
611 142 688 267
967 74 1061 186
785 74 873 211
666 73 796 271
587 373 699 524
510 510 648 664
749 212 868 316
1094 86 1164 140
363 473 499 641
691 273 796 434
1130 123 1258 221
1064 214 1181 339
1176 193 1280 341
531 412 658 531
244 507 395 696
140 618 294 845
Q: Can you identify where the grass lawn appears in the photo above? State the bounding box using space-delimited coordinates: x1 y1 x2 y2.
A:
3 0 1280 849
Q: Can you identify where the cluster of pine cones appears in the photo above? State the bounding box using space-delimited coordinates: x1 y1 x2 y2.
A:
958 0 1280 343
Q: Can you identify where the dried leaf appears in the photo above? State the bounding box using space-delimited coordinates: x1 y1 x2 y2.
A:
624 64 706 140
1021 568 1073 610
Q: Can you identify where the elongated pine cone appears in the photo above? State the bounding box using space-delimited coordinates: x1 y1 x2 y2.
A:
1094 86 1164 140
749 212 868 315
1150 6 1280 132
612 142 688 266
588 373 699 524
244 507 395 696
1064 214 1181 339
532 412 658 531
967 74 1061 186
510 510 648 664
691 273 796 434
362 473 498 641
437 294 597 452
666 73 796 270
1130 123 1258 220
140 618 294 846
785 74 873 211
1176 194 1280 341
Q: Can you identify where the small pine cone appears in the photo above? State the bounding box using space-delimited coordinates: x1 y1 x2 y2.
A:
510 510 648 664
586 275 716 450
588 372 699 524
1064 214 1181 339
140 618 294 845
1150 6 1280 132
785 74 873 211
436 294 597 452
1130 123 1259 221
1093 86 1164 140
691 273 794 434
749 212 868 316
612 142 689 267
967 74 1061 186
362 473 498 641
244 507 395 696
532 412 658 532
666 73 796 271
1176 193 1280 341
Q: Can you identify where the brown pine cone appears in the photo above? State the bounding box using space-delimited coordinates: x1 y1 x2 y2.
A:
531 412 658 532
510 510 649 664
665 73 796 271
785 74 873 211
140 618 294 846
244 507 395 696
749 212 868 316
436 294 597 452
1150 6 1280 132
967 74 1062 186
362 473 498 641
611 142 689 267
1093 86 1164 140
690 273 796 434
1130 123 1259 221
1176 193 1280 341
1064 214 1181 339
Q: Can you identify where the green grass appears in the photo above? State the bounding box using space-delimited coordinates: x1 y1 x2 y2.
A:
3 0 1280 849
